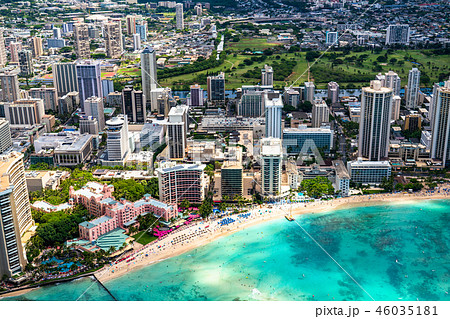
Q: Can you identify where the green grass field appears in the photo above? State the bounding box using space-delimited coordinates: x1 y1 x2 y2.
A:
122 37 450 90
132 231 157 245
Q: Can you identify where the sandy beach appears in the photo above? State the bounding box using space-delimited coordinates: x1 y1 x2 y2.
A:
96 187 450 284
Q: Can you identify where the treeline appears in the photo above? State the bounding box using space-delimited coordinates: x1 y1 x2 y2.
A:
311 65 374 83
157 51 225 79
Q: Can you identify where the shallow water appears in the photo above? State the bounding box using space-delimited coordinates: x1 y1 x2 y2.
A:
3 200 450 301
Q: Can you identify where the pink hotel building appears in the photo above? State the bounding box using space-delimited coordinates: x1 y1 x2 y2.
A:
71 182 177 242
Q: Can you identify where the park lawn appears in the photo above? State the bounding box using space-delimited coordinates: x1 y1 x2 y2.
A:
228 38 280 51
118 68 141 77
132 231 157 245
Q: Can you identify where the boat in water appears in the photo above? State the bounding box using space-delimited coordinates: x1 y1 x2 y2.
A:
285 214 295 221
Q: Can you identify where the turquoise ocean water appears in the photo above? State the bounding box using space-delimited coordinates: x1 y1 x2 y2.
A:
3 200 449 301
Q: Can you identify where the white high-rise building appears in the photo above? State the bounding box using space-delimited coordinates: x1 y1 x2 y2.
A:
176 3 184 30
166 105 188 159
0 152 33 277
429 82 441 124
0 73 20 102
30 37 43 58
73 23 90 59
326 31 339 46
386 25 410 45
141 46 157 109
106 115 129 161
0 119 12 153
358 80 393 161
261 137 282 197
133 33 141 52
0 29 7 67
84 96 105 131
304 81 315 103
312 99 330 128
406 68 420 109
261 64 273 87
385 70 401 96
392 95 401 121
53 62 78 96
265 94 283 139
29 86 58 112
431 80 450 167
4 99 45 127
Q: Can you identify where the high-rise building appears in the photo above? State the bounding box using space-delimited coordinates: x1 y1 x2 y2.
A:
80 116 99 135
431 81 450 166
9 42 22 63
166 105 188 159
260 137 282 197
76 60 102 110
133 33 141 52
358 80 393 161
326 31 339 46
29 86 58 112
384 71 401 96
195 4 202 16
0 29 6 67
84 96 106 131
265 94 283 139
73 23 90 59
221 160 243 199
106 115 129 161
126 15 136 35
104 21 123 59
386 25 410 45
304 81 315 103
122 86 147 123
327 81 340 104
429 82 441 124
312 99 330 128
136 22 148 42
0 152 34 277
141 46 157 109
4 99 45 126
238 91 264 117
0 119 12 153
261 64 273 87
88 26 100 39
188 84 204 107
157 162 208 204
406 68 420 109
404 114 422 132
207 72 225 102
392 95 401 121
18 50 33 76
53 27 62 39
176 3 184 30
0 73 20 102
53 62 78 96
30 37 43 57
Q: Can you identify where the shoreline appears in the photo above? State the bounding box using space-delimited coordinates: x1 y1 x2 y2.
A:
2 190 449 299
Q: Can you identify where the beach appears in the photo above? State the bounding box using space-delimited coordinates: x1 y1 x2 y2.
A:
96 187 450 285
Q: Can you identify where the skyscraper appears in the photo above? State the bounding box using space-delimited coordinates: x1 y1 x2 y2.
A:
0 119 12 153
312 99 330 128
386 25 410 45
238 91 264 117
4 99 45 126
207 72 225 102
73 23 90 59
141 46 157 109
30 86 58 112
76 60 102 110
326 31 339 46
53 62 78 96
261 64 273 87
18 50 33 76
431 80 450 166
136 22 148 42
0 73 20 102
265 94 283 139
133 33 141 52
53 27 62 39
0 29 6 67
327 81 340 104
166 105 188 159
106 115 129 161
260 137 282 197
406 68 421 109
30 37 43 57
176 3 184 30
104 20 123 59
188 84 204 107
0 152 33 277
358 80 393 161
122 86 147 123
304 81 315 103
126 15 136 35
9 42 22 63
84 96 106 131
384 70 401 96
